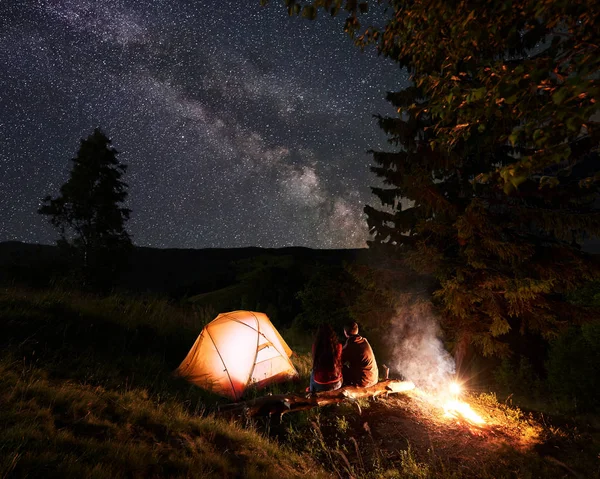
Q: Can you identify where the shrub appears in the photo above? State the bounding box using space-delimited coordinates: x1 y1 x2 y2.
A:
546 322 600 412
493 356 542 400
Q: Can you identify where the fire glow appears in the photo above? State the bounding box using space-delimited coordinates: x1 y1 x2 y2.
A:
441 381 485 425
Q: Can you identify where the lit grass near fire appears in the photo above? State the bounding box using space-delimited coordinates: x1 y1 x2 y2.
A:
407 386 542 450
403 381 487 427
280 379 593 479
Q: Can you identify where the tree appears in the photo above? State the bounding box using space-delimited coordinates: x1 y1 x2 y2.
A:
39 128 132 289
275 0 600 355
295 264 359 331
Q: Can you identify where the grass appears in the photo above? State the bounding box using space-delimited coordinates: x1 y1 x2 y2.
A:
2 286 599 478
0 359 322 478
277 394 600 478
0 287 327 478
270 375 600 478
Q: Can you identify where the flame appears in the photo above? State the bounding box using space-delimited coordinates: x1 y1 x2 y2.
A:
443 399 485 424
393 378 486 426
449 381 461 395
440 381 485 424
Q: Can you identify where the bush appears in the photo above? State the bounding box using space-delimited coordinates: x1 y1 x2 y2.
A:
493 356 542 399
546 322 600 412
293 265 357 332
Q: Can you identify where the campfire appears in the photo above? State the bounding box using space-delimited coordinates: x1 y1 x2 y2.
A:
442 382 485 424
369 367 485 427
412 380 486 426
376 370 485 427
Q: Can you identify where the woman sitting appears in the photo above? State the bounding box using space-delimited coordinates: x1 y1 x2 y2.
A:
310 324 343 393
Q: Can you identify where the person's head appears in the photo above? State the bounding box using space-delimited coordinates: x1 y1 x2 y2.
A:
343 321 359 337
315 324 338 348
313 324 340 370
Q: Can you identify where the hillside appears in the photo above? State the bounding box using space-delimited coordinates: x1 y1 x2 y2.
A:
2 287 599 478
0 288 327 478
0 241 365 297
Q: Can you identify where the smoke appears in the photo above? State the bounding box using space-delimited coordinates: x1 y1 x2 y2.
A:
388 300 455 391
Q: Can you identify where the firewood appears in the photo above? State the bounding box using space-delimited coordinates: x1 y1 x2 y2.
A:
217 379 415 418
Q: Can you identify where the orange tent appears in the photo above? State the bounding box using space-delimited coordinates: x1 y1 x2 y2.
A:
175 311 298 400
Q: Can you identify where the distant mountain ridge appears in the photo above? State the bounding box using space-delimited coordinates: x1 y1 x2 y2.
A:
0 241 366 298
3 239 598 299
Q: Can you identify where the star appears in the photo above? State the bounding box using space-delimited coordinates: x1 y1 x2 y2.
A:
0 0 408 249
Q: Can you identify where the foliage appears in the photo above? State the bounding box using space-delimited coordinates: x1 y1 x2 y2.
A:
39 128 132 290
566 278 600 307
546 321 600 412
188 255 309 328
493 356 542 400
294 264 358 331
346 256 434 319
234 255 301 325
275 0 600 355
292 260 419 362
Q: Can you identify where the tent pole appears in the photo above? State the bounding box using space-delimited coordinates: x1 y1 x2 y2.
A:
246 311 262 389
206 327 237 401
227 317 291 372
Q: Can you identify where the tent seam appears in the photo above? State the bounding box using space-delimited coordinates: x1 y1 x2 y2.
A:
226 317 290 364
205 327 237 401
247 311 262 387
227 318 270 337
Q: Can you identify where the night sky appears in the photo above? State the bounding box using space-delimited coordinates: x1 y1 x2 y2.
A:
1 0 409 249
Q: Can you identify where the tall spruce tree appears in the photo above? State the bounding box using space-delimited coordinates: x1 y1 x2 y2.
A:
39 128 132 289
278 0 600 355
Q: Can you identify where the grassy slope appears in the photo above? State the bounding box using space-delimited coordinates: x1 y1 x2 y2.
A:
2 287 599 479
0 288 326 478
289 391 600 479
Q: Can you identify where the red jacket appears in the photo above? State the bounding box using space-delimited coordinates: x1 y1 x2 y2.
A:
312 342 343 384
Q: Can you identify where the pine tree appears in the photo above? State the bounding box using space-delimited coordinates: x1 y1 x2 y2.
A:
281 0 600 355
39 128 132 289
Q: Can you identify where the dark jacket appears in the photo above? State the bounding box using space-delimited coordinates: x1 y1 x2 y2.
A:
342 335 378 387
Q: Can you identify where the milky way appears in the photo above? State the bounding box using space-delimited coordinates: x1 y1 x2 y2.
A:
0 0 409 249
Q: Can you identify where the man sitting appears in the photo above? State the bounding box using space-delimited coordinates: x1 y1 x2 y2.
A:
341 321 378 388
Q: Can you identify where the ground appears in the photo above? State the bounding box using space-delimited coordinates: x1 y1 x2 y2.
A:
2 288 598 478
268 388 600 478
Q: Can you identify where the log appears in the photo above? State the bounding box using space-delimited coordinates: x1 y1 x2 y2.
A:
217 379 415 418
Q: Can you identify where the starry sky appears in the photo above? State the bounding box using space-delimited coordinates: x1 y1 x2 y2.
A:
1 0 409 249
